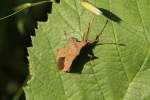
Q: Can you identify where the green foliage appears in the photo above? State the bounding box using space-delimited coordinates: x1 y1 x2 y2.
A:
24 0 150 100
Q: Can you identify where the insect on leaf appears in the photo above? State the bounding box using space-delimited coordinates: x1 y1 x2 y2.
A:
56 19 108 72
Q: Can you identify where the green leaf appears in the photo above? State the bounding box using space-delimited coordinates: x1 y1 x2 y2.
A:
24 0 150 100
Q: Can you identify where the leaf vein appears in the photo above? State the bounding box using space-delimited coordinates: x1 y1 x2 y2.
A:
108 0 129 82
136 0 150 45
46 37 68 100
89 64 106 100
122 1 150 99
73 0 81 32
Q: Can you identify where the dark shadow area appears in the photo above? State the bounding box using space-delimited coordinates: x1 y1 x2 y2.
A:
99 8 122 23
70 41 98 73
30 2 52 22
70 42 126 73
69 19 125 73
55 0 60 3
0 1 54 100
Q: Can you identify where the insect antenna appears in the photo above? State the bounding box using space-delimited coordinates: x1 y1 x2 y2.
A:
95 19 108 41
83 16 95 41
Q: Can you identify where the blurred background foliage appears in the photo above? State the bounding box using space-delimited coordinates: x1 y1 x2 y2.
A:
0 0 58 99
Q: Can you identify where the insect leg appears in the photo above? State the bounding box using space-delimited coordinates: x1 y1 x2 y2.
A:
64 31 71 39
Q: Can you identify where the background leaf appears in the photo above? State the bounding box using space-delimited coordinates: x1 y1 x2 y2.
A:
24 0 150 100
